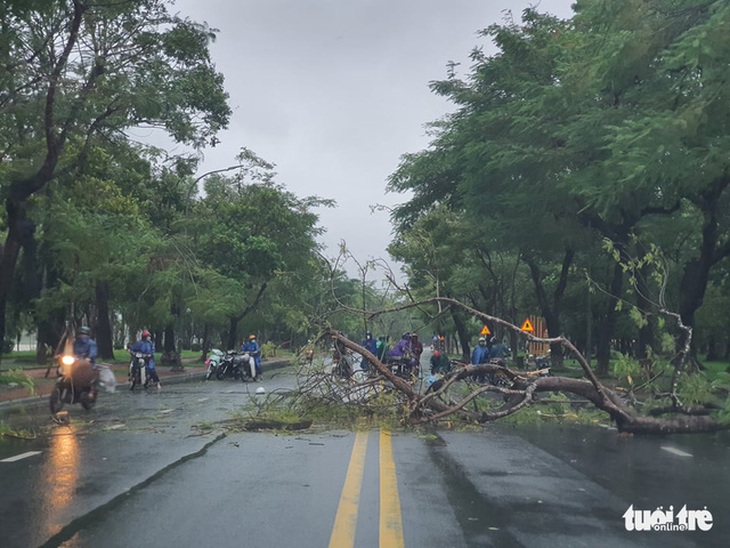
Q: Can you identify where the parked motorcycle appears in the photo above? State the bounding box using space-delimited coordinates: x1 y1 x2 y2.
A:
216 350 256 381
204 348 224 380
526 354 552 377
49 354 98 413
485 357 512 387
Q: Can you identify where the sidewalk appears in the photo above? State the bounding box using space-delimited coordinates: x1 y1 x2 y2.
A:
0 357 292 410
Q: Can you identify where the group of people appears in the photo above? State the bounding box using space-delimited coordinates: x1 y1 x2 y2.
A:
356 331 425 374
68 327 265 391
470 336 507 383
470 336 506 366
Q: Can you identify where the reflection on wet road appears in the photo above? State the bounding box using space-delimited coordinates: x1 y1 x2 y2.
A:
38 427 80 541
0 368 727 547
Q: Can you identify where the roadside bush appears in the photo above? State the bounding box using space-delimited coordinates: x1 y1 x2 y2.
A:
0 369 34 394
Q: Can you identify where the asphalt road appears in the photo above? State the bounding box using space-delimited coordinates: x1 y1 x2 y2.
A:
0 362 727 547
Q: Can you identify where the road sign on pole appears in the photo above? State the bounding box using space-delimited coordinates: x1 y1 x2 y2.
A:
480 325 491 336
520 318 534 332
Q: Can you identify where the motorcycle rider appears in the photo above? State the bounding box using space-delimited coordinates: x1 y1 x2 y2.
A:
73 326 99 366
129 330 161 389
488 337 506 362
387 332 418 375
360 331 378 372
387 332 412 359
71 326 100 399
376 335 389 361
242 334 262 380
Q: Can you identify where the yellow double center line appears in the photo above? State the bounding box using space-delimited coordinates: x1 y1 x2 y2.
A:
329 430 405 548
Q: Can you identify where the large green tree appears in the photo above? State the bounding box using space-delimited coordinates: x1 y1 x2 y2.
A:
0 0 230 345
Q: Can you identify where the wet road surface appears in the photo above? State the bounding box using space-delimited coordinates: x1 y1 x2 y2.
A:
0 364 727 547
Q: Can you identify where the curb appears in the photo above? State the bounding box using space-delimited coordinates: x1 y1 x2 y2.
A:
0 358 293 413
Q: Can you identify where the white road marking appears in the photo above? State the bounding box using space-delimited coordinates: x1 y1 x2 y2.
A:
661 446 693 457
160 409 173 414
197 398 209 403
1 451 42 463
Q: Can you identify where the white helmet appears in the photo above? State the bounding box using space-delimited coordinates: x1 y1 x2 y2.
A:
255 386 266 395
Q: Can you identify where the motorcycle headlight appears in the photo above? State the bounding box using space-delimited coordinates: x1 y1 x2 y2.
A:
60 355 75 366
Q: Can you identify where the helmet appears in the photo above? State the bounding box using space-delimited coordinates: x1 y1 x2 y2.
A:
478 337 486 344
248 334 256 340
141 330 151 338
433 350 441 357
255 386 266 395
79 326 91 336
402 332 410 339
411 333 418 339
490 337 497 344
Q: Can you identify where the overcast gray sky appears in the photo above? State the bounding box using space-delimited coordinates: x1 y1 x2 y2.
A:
172 0 575 277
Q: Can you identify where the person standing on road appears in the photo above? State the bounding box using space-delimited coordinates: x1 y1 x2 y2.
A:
471 336 490 383
410 333 424 375
410 333 423 362
360 332 377 372
242 334 262 380
129 330 161 388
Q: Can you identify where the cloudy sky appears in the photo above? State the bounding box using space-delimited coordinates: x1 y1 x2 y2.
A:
172 0 575 277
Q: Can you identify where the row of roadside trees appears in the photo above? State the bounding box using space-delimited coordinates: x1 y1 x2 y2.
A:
0 0 390 363
386 0 730 375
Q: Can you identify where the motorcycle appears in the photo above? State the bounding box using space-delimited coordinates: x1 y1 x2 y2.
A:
485 357 512 387
216 350 256 382
128 350 161 390
49 354 98 413
332 351 358 380
204 348 224 380
534 355 552 377
385 355 419 381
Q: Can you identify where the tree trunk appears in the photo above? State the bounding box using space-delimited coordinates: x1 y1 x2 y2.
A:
163 325 176 353
678 179 730 355
95 282 115 360
450 309 471 362
596 261 623 376
226 316 241 351
705 335 719 362
526 249 574 367
0 202 29 346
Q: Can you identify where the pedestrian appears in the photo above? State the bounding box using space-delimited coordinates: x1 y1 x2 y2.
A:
410 333 423 362
471 336 490 383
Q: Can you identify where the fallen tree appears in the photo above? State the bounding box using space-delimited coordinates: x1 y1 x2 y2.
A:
310 297 730 435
